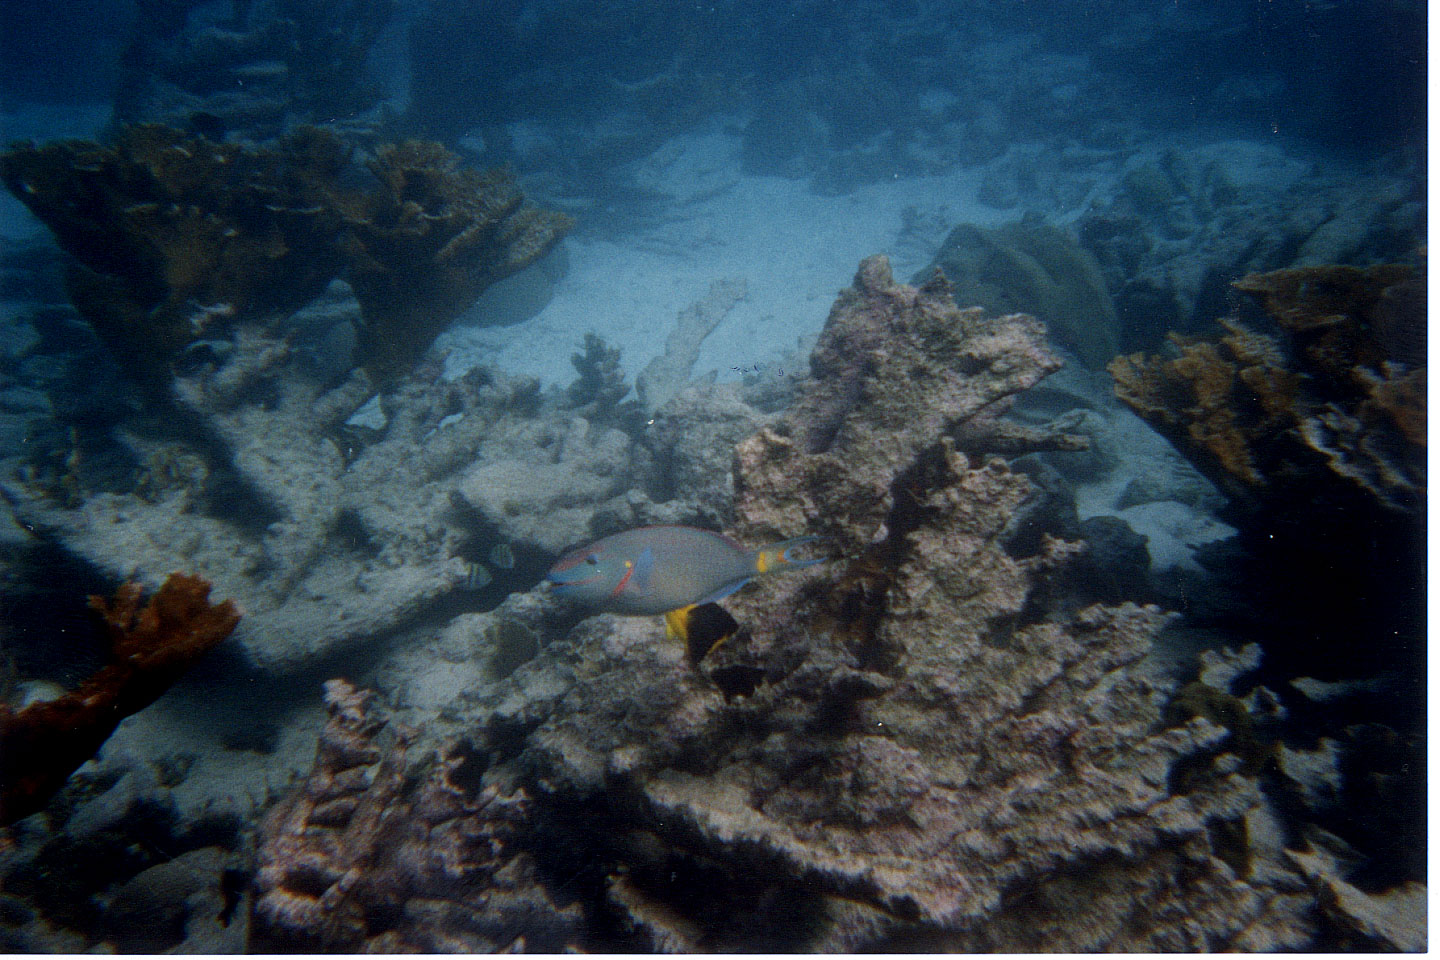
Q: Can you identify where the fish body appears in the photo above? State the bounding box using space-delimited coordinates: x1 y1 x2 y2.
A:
488 543 516 569
462 562 492 590
546 525 822 617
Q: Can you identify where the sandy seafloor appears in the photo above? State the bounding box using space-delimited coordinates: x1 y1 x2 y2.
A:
439 117 1310 393
442 122 1003 386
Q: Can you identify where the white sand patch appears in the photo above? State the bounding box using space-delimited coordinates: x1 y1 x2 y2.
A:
440 126 1008 391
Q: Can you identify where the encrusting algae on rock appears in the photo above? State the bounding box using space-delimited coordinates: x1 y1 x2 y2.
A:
254 256 1327 951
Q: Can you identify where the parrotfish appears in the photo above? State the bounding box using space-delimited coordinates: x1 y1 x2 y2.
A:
546 525 824 662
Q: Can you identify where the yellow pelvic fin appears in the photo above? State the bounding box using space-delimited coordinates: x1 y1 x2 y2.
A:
665 603 741 668
664 606 694 642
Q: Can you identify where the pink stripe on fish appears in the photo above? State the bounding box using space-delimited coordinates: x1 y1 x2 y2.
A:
609 561 634 598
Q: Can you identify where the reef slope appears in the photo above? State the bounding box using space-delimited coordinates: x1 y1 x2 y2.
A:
254 257 1318 950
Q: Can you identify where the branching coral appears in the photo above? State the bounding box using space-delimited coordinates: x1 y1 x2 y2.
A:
1108 262 1423 513
0 573 238 825
634 276 747 412
1106 261 1425 681
0 126 573 389
334 140 574 380
0 125 348 390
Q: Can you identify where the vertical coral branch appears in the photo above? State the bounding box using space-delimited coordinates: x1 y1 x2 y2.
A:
0 574 239 825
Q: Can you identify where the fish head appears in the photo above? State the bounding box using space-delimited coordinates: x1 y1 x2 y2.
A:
545 544 630 605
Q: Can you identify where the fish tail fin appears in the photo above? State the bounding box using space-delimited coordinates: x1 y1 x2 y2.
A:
752 536 827 575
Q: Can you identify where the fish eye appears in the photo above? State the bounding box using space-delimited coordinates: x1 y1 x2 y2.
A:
585 553 599 565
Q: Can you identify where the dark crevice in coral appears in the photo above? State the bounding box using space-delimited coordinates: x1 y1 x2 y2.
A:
814 447 961 675
526 783 845 952
1207 816 1252 879
801 688 868 740
708 662 767 699
332 507 377 556
482 716 547 769
442 739 490 796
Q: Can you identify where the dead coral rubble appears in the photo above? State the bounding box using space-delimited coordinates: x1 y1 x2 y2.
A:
252 679 582 952
593 257 1313 949
0 573 238 825
738 255 1086 556
1 344 650 671
255 257 1322 950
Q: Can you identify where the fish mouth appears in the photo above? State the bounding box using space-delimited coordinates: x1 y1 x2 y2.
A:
545 570 602 590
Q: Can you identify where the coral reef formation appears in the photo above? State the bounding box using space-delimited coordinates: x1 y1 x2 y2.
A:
0 333 653 670
919 220 1120 369
1109 262 1426 903
252 679 583 952
0 125 572 390
253 257 1323 951
1108 263 1423 514
0 125 348 391
1078 147 1423 355
634 276 747 412
334 141 575 381
0 127 575 674
0 573 238 825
